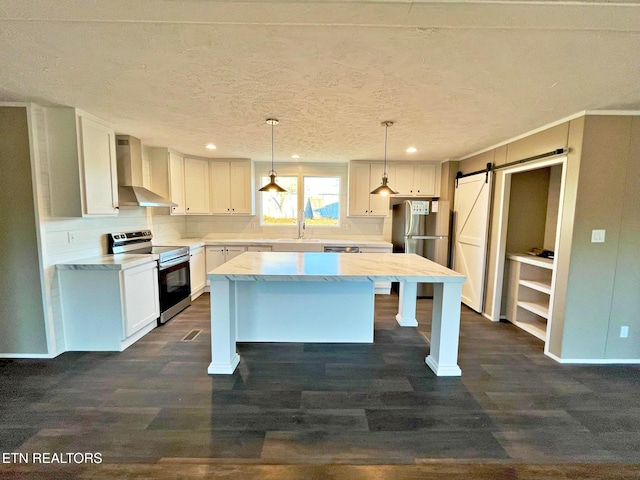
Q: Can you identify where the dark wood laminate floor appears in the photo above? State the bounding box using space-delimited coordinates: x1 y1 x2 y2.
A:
1 293 639 479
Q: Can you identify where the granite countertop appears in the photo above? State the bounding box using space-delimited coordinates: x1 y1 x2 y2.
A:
56 254 158 271
208 252 465 283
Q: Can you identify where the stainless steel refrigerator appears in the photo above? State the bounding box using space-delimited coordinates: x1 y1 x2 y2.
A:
391 199 451 297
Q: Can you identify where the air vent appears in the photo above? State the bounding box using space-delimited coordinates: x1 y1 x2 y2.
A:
181 329 202 342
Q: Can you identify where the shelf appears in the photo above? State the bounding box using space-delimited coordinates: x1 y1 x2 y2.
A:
517 300 549 319
510 319 547 341
519 279 552 295
507 253 554 269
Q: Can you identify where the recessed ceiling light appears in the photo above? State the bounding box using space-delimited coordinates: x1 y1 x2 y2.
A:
291 154 300 159
406 147 417 153
205 143 217 150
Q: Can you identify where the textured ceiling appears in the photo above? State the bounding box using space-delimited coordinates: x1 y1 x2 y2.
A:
1 0 640 163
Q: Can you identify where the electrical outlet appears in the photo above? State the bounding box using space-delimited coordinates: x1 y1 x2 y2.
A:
344 223 351 231
67 231 76 243
620 326 629 338
591 229 606 243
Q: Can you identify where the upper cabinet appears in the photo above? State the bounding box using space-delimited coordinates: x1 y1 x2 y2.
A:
149 148 186 215
348 161 390 217
210 159 254 215
46 108 119 217
390 162 439 197
183 157 211 215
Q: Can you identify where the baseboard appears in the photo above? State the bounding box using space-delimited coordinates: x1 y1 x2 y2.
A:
0 352 55 359
545 350 640 365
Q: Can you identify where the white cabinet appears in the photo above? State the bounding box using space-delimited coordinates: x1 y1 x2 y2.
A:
359 246 393 294
205 245 247 286
247 245 272 252
150 148 186 215
47 108 119 217
210 160 254 215
122 262 161 337
348 161 390 217
506 254 554 341
184 157 211 214
391 162 438 197
189 246 206 300
58 261 159 351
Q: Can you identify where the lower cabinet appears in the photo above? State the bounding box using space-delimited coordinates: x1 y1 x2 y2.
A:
359 246 393 294
205 245 248 287
189 246 206 300
59 261 160 351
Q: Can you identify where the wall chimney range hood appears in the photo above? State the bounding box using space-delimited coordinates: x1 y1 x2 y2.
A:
115 135 177 207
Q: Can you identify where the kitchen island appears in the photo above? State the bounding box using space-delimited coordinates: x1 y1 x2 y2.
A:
207 252 466 376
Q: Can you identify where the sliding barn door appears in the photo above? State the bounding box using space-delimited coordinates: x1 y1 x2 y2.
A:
452 172 491 313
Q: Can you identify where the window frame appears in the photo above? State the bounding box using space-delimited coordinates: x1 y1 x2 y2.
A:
256 163 345 228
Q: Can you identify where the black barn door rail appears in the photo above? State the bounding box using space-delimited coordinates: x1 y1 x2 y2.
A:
455 148 568 188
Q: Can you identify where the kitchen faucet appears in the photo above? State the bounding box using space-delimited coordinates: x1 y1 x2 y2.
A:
297 209 306 238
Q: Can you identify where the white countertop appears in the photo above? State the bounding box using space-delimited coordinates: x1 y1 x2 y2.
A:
56 254 158 271
208 252 465 283
157 237 392 248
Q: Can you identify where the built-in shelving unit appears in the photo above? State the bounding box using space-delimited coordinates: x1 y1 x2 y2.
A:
506 253 554 341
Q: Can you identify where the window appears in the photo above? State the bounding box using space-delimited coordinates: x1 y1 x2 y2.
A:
260 176 298 225
260 174 341 227
303 177 340 226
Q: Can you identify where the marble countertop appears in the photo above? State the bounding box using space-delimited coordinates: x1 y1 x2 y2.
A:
208 252 465 283
155 238 206 249
202 237 392 248
56 254 158 271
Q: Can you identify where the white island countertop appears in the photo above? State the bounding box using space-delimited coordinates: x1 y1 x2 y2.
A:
208 252 464 283
207 251 466 377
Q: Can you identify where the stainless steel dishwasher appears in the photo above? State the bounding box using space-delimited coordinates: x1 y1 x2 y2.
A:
323 246 360 253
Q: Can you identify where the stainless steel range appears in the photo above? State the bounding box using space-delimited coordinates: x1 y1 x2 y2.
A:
108 230 191 325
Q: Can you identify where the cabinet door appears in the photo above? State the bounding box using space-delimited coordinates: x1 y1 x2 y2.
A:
210 161 231 214
189 246 206 299
184 158 211 214
392 163 415 195
122 263 159 338
415 163 436 196
229 161 253 214
78 115 119 215
349 162 373 216
368 163 390 217
205 246 226 271
225 246 247 261
169 152 186 215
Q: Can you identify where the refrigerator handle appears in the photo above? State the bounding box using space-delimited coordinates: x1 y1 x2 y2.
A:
405 200 413 236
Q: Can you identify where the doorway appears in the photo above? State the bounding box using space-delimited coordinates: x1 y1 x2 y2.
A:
489 156 567 346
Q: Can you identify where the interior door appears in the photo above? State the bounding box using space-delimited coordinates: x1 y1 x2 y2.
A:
452 172 491 312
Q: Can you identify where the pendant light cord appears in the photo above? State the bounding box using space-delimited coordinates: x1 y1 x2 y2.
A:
271 120 275 174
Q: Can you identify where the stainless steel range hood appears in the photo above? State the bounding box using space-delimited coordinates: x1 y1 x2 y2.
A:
115 135 177 207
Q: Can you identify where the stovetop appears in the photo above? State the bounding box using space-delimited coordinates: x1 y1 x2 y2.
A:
107 231 189 264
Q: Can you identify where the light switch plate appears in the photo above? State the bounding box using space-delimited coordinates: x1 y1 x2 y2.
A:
591 229 606 243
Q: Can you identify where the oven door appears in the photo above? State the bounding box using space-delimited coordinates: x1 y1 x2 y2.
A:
158 257 191 324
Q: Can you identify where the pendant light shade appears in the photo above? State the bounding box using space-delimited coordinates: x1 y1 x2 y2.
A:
259 118 287 193
370 121 398 196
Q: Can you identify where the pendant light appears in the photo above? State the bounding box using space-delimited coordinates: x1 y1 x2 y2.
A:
259 118 286 193
370 121 398 196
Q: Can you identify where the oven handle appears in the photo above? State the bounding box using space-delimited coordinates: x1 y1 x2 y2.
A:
159 256 190 271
